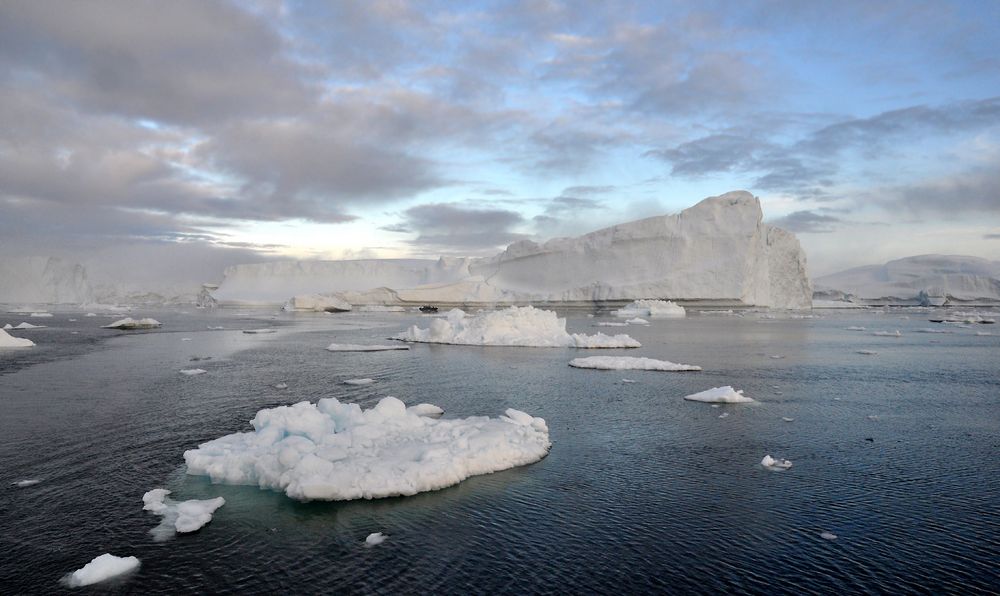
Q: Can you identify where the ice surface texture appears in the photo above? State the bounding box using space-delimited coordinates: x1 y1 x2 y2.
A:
395 306 640 348
184 396 550 501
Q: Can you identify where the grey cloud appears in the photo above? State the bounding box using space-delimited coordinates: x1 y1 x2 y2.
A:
768 211 842 233
879 165 1000 214
984 234 1000 239
391 203 529 253
562 185 616 195
544 196 605 215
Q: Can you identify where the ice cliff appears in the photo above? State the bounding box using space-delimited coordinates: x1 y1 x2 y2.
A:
0 257 93 304
213 191 813 309
814 255 1000 305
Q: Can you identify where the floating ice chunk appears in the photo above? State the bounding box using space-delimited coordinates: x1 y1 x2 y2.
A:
594 321 628 327
768 354 786 359
1 323 9 329
181 337 192 341
407 403 444 418
820 531 838 540
856 350 879 355
569 356 701 372
365 532 387 546
845 326 866 331
180 369 207 376
915 328 951 334
142 489 225 539
207 325 225 330
274 382 289 389
64 554 140 587
975 331 993 336
781 417 794 422
184 396 550 501
395 306 640 349
85 313 97 317
242 328 276 334
0 328 35 348
344 378 376 385
718 412 730 418
13 322 44 329
621 378 637 384
867 415 879 421
103 317 161 330
30 312 53 318
625 317 649 325
13 479 41 487
684 386 753 403
761 455 792 471
872 330 901 337
68 318 77 321
326 343 409 352
614 299 686 318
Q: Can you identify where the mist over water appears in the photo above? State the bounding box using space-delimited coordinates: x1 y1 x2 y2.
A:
1 308 998 594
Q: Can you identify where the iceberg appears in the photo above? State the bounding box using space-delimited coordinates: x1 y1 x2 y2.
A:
283 294 352 312
761 455 793 471
63 554 140 587
13 322 44 329
568 356 701 371
814 254 1000 305
684 386 753 403
212 192 812 309
0 256 93 305
326 343 409 352
0 328 35 348
183 396 550 501
103 317 162 330
394 306 640 348
614 299 686 318
142 488 225 539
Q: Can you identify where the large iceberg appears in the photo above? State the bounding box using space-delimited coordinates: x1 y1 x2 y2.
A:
394 306 640 348
814 255 1000 305
0 256 93 304
184 396 550 501
0 328 35 348
210 191 812 309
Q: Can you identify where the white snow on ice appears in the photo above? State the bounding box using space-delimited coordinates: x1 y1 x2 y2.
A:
13 479 41 487
183 396 550 501
64 554 140 587
568 356 701 372
142 488 225 539
326 343 409 352
394 306 640 348
684 386 753 403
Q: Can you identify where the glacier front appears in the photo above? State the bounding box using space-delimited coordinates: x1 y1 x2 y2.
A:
209 191 813 309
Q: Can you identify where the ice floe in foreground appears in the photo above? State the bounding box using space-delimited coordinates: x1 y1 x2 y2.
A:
142 489 225 539
0 328 35 348
64 554 140 587
614 299 686 318
394 306 640 348
684 386 753 403
568 356 701 372
326 343 409 352
180 368 207 376
365 532 387 546
845 326 866 331
184 396 550 501
103 317 162 330
344 378 376 385
761 455 793 470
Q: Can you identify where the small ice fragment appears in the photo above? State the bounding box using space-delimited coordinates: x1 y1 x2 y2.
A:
365 532 387 546
781 417 794 422
820 531 838 540
625 317 649 325
85 313 97 317
64 554 140 587
718 412 729 418
872 330 901 337
569 356 701 372
768 354 785 359
761 455 792 471
14 322 43 329
13 479 41 487
274 382 289 389
30 312 53 318
103 317 161 330
344 378 376 385
867 415 879 421
207 326 225 330
181 338 192 341
856 350 878 355
594 321 628 327
326 343 409 352
711 404 720 408
1 323 10 329
684 386 753 403
68 318 77 322
180 369 207 376
142 488 225 539
621 378 637 384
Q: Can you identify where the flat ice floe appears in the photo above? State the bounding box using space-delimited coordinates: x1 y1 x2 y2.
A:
64 553 140 587
13 479 41 487
761 455 792 471
614 299 686 318
872 330 901 337
0 328 35 348
103 317 162 330
568 356 701 371
142 488 225 539
184 396 550 501
684 386 753 403
344 378 376 385
180 368 207 376
242 328 276 334
326 343 409 352
13 322 45 329
394 306 640 348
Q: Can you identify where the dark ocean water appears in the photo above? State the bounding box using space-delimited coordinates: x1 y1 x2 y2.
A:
1 307 998 594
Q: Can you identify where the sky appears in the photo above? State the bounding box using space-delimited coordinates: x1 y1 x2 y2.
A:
1 0 998 286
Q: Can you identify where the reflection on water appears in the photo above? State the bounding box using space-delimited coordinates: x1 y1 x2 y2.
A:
1 307 998 593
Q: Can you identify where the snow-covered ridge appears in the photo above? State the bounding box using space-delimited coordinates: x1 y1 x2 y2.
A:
814 255 1000 305
211 191 812 309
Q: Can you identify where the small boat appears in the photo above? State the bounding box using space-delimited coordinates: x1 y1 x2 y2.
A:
418 305 439 313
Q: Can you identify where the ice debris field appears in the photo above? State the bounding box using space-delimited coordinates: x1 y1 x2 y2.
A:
183 396 551 501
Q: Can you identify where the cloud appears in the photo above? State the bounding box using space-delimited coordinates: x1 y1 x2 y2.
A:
877 164 1000 214
389 202 528 254
984 233 1000 240
768 210 842 233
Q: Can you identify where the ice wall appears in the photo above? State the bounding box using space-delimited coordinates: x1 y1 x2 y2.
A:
0 256 93 304
814 255 1000 304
